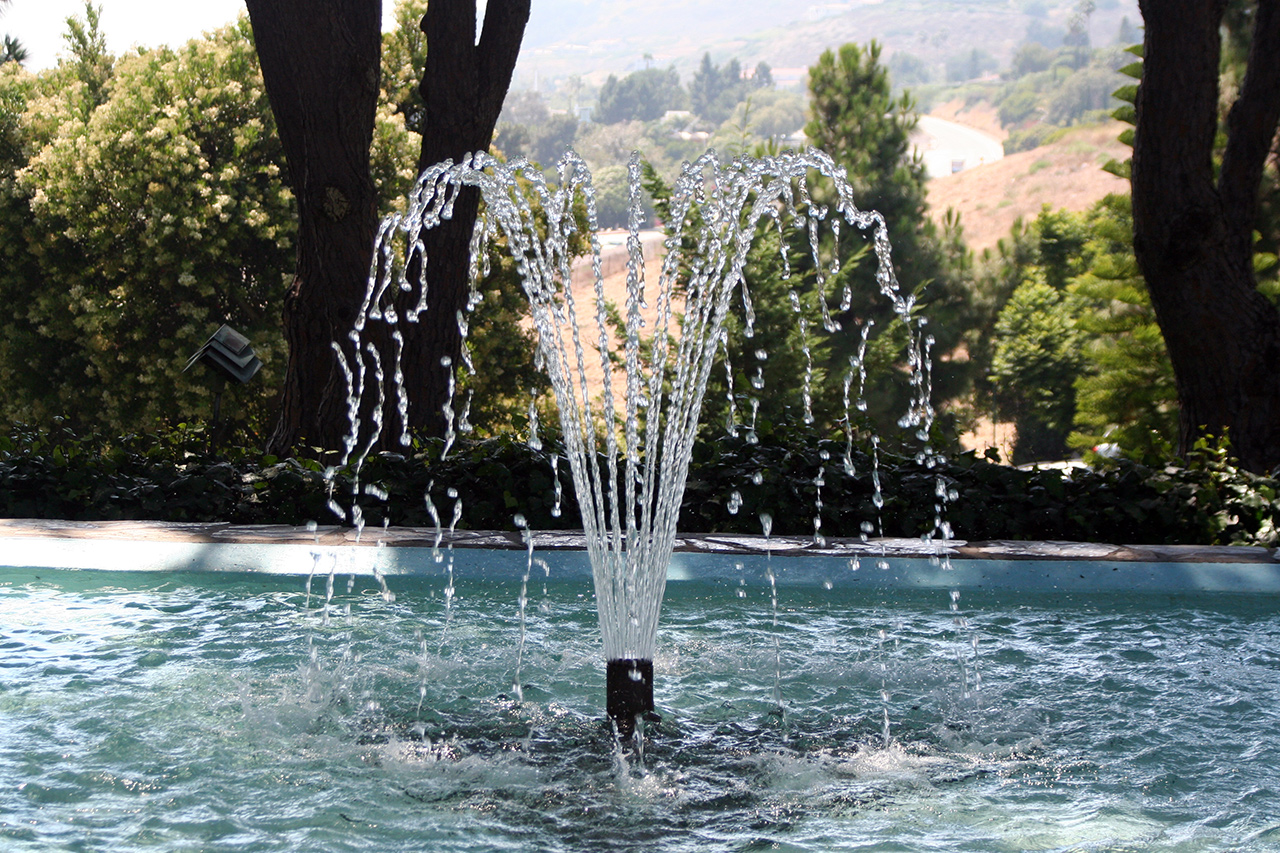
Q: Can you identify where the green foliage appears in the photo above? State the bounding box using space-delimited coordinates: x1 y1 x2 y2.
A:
688 54 769 124
1044 64 1121 125
1010 42 1055 78
62 2 113 120
711 89 806 147
994 42 1128 157
887 52 933 88
1003 122 1067 155
0 65 27 164
456 236 551 435
1059 50 1176 463
805 42 919 200
970 186 1179 468
494 92 579 169
587 163 643 228
805 41 977 431
0 19 295 438
998 87 1041 127
637 156 845 443
381 0 429 135
1068 194 1178 462
1034 207 1092 289
941 440 1280 547
990 279 1087 463
944 48 998 83
596 67 686 124
964 219 1039 403
0 421 573 529
5 422 1279 547
0 10 422 441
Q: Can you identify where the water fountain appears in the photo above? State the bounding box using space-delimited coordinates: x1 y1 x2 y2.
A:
339 147 943 737
7 151 1278 852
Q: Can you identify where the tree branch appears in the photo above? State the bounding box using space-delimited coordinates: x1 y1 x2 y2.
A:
1220 0 1280 233
477 0 532 125
1132 0 1224 269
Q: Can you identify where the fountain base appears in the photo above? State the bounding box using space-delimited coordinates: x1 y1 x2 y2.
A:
606 658 654 739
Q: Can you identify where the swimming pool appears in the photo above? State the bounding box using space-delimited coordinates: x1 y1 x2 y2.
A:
2 522 1279 852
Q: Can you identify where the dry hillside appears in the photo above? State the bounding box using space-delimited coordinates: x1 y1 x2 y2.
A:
926 121 1131 252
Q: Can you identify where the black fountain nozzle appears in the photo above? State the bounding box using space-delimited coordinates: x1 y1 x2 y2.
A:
606 658 654 740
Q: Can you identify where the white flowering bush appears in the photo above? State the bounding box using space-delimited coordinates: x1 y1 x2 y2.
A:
0 21 296 433
0 6 467 441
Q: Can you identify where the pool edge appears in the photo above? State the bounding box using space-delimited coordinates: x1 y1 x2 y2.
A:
3 518 1279 593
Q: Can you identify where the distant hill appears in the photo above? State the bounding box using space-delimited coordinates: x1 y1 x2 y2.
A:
926 120 1130 252
512 0 1140 88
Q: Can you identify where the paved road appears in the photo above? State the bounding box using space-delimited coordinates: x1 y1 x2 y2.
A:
912 115 1005 179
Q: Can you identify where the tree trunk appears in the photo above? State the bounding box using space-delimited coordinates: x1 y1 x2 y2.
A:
244 0 383 456
1132 0 1280 473
400 0 530 437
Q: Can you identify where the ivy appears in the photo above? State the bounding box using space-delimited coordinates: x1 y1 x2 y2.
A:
3 424 1277 547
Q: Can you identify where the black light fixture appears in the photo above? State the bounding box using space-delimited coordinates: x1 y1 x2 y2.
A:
184 324 262 385
184 325 262 427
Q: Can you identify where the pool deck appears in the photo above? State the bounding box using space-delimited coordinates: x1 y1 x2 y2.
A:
3 518 1279 593
3 516 1277 560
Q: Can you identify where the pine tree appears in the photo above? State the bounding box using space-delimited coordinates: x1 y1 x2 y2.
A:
804 41 975 437
990 279 1087 464
1068 193 1178 462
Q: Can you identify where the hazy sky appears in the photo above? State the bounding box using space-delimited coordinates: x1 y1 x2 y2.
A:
2 0 401 70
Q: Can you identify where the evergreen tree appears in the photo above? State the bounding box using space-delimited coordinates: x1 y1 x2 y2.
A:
596 66 684 124
989 280 1086 463
1068 193 1178 462
62 3 112 117
689 53 752 124
805 41 975 436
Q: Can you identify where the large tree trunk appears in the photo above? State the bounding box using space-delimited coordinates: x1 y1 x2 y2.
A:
1132 0 1280 473
244 0 383 456
400 0 529 437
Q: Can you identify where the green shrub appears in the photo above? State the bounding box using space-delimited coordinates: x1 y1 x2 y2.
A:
3 423 1277 546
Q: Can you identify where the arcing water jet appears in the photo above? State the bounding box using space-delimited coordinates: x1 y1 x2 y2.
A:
340 148 939 737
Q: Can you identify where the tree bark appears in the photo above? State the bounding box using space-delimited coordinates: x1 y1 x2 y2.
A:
244 0 383 456
1132 0 1280 473
400 0 530 437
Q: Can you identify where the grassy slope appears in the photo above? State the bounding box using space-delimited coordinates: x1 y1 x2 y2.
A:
925 116 1130 251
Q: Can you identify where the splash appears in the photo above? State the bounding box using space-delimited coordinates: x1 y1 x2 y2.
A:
340 148 939 734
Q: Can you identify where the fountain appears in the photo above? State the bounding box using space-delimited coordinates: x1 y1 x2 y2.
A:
338 148 943 737
3 556 1280 852
7 151 1279 852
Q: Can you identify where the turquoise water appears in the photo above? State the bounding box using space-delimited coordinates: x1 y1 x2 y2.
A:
2 566 1279 852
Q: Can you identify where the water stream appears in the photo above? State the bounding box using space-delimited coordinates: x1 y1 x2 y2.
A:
337 149 950 731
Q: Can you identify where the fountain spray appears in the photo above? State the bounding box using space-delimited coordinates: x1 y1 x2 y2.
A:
342 148 931 738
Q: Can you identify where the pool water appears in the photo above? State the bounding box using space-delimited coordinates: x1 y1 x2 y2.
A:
2 566 1279 852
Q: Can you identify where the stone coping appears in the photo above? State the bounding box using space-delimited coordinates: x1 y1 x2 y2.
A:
1 517 1274 564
